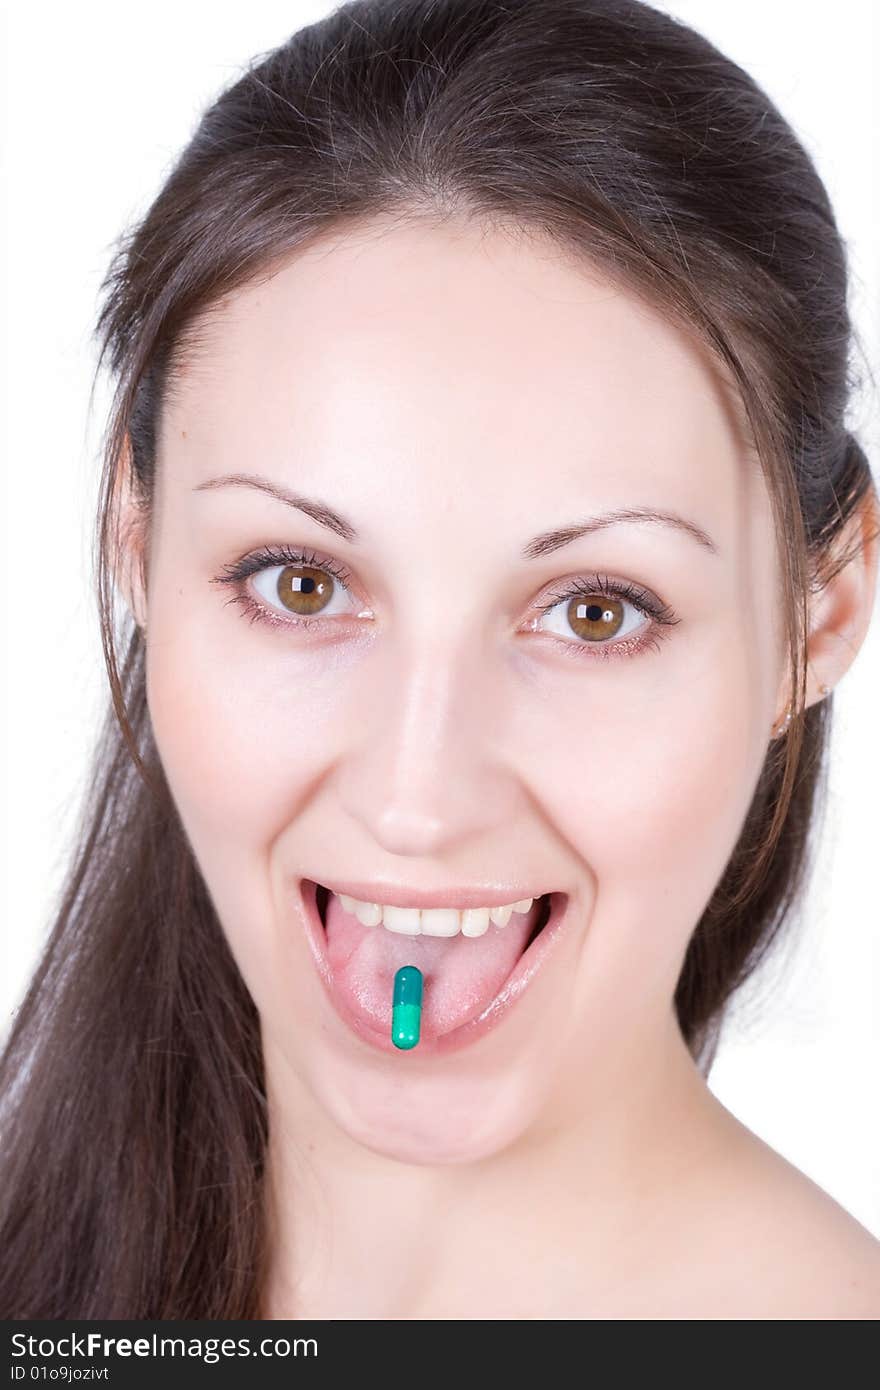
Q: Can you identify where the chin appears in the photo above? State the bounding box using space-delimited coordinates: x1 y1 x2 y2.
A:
301 1052 543 1165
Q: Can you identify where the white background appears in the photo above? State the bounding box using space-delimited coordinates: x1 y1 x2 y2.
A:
3 2 879 1235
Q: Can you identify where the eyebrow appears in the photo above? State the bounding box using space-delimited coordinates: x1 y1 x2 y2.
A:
192 473 719 558
193 473 358 541
521 507 718 559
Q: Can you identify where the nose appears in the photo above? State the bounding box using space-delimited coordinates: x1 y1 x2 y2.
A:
334 630 516 860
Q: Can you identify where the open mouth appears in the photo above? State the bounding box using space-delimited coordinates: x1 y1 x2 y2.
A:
299 879 569 1054
315 882 553 944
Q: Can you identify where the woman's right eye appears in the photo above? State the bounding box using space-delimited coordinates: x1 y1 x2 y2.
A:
251 561 359 621
210 546 367 632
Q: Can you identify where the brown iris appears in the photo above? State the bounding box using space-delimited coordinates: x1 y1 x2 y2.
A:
275 564 335 616
566 594 625 641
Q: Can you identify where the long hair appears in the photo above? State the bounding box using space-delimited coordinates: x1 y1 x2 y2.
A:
1 0 876 1318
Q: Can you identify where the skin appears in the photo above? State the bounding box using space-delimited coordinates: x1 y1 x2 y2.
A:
117 214 880 1317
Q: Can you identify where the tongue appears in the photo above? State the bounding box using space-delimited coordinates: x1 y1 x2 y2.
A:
323 892 542 1038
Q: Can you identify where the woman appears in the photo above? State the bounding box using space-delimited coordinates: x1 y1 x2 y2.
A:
2 0 878 1319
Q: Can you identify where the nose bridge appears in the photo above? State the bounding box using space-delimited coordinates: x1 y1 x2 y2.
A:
337 623 512 858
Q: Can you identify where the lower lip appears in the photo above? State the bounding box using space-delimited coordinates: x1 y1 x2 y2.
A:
297 879 572 1055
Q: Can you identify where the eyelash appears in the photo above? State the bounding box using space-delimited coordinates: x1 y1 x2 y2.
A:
210 544 681 661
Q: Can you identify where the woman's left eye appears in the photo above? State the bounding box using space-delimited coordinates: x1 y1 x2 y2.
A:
529 574 680 660
211 549 680 660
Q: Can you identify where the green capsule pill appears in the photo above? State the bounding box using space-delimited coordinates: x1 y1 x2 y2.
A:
392 965 423 1050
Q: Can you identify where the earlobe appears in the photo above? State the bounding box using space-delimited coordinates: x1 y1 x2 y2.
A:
770 495 877 739
803 492 880 703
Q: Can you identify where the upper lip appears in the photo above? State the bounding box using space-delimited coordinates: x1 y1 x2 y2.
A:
306 877 557 910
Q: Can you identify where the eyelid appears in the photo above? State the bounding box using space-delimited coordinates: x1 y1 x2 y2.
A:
215 549 669 615
211 543 359 594
533 570 677 624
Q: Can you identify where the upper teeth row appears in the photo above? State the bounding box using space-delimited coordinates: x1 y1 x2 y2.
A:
336 892 535 938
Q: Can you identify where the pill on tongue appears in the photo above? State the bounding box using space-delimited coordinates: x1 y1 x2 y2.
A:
391 965 422 1049
323 890 542 1038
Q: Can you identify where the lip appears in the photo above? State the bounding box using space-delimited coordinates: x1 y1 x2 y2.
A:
314 877 552 910
297 877 573 1055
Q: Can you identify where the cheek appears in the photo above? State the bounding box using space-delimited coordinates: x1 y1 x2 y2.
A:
145 615 347 847
510 639 767 981
144 610 350 1008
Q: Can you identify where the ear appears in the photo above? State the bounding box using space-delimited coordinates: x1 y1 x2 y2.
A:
803 490 880 705
111 436 150 632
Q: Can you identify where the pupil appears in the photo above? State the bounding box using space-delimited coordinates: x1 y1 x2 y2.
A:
298 576 316 593
586 604 603 621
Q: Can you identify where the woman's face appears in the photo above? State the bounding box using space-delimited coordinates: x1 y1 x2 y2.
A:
138 216 784 1164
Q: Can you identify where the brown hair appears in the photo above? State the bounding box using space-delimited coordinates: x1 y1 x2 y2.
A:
2 0 876 1319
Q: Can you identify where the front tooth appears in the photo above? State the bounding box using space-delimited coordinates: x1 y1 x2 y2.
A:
512 898 533 914
382 905 422 935
339 893 356 913
420 908 461 937
489 904 513 926
354 899 382 926
461 907 490 937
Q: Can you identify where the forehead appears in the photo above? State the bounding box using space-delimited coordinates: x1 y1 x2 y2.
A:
160 216 756 538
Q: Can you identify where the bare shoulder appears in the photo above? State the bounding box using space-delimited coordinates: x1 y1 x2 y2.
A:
694 1115 880 1319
